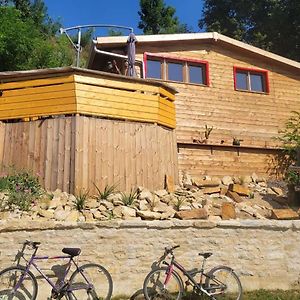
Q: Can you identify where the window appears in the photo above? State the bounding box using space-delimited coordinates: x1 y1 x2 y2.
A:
234 67 269 93
144 53 209 86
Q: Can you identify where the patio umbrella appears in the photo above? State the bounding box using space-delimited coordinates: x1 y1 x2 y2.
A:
127 33 137 77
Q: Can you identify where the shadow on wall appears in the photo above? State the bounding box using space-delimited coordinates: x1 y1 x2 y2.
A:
267 151 293 178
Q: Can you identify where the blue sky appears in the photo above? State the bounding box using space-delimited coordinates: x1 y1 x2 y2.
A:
44 0 204 35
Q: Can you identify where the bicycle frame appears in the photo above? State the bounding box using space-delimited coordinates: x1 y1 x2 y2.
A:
164 255 226 299
13 245 93 295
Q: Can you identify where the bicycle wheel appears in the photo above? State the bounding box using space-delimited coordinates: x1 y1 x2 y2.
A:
0 266 38 300
67 263 113 300
204 266 242 300
143 267 184 300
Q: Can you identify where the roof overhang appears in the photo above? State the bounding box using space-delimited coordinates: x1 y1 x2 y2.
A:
90 32 300 72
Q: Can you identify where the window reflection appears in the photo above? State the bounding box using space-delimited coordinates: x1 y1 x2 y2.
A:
189 65 204 84
147 60 161 79
168 62 183 82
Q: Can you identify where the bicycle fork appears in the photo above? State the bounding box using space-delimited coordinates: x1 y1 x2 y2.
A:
163 264 174 288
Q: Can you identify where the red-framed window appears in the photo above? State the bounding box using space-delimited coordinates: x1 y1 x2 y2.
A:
144 52 209 86
233 66 269 93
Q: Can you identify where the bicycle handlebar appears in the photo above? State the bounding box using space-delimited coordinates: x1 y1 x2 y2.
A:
24 240 41 249
164 245 180 254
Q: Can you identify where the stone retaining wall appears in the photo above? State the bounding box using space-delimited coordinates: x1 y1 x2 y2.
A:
0 220 299 298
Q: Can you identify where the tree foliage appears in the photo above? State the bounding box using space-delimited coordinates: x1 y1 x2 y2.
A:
199 0 300 61
0 1 73 71
138 0 190 34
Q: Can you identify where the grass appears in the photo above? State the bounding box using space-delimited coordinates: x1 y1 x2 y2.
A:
111 290 300 300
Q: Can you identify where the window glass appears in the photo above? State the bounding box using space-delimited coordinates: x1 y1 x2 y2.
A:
189 65 204 84
250 73 264 92
236 72 248 90
167 62 183 82
147 60 161 79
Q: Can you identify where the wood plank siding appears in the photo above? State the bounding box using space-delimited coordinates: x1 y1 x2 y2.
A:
0 68 176 129
0 116 178 193
134 41 300 178
0 68 178 192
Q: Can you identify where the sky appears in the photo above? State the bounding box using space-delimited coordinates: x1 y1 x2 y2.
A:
44 0 204 35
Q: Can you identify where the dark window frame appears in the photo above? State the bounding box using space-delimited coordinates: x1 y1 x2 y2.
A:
144 52 210 86
233 66 269 94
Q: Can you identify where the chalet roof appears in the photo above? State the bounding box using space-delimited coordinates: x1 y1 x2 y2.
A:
93 32 300 72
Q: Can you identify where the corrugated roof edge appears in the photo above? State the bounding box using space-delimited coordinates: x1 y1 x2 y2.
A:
95 32 300 71
0 66 178 94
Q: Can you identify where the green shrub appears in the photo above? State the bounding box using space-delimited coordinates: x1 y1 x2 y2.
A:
286 170 300 186
120 189 138 207
0 170 44 211
74 190 89 211
93 183 117 201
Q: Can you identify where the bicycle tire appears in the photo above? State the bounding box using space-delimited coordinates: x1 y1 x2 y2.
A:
67 263 113 300
0 266 38 300
143 267 184 300
204 266 242 300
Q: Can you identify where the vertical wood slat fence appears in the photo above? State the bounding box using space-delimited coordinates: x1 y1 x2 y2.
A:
0 116 178 194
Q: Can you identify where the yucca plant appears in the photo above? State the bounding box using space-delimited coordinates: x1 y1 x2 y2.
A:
74 190 89 211
120 188 138 207
93 183 117 201
173 197 186 211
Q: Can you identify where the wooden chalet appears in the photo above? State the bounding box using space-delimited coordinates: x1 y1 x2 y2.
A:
89 32 300 180
0 32 299 193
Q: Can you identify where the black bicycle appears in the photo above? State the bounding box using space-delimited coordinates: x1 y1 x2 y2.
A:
0 240 113 299
143 245 242 300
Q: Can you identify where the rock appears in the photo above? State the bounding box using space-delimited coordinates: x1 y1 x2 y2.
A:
182 173 193 185
48 197 64 209
236 203 266 219
101 200 114 210
82 211 94 222
258 182 267 188
153 201 170 213
160 206 176 219
271 187 284 196
251 173 259 183
92 210 104 220
220 187 228 195
85 199 99 209
65 210 79 222
113 206 123 218
107 193 123 204
121 206 136 218
222 176 233 185
226 190 243 203
137 210 161 220
175 208 208 220
271 209 299 220
202 187 221 194
54 209 70 221
98 204 107 212
241 176 253 185
139 200 149 211
38 209 54 219
154 189 168 198
192 178 220 188
138 190 153 201
229 184 250 196
221 203 236 220
165 175 175 193
183 184 198 191
208 215 222 222
179 205 192 211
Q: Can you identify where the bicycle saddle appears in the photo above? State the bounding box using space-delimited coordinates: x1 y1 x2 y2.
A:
199 252 213 258
62 248 81 257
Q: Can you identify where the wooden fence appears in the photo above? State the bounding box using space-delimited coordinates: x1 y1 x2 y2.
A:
0 116 178 194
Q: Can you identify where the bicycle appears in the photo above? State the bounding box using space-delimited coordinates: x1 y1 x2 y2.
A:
0 240 113 300
143 245 242 300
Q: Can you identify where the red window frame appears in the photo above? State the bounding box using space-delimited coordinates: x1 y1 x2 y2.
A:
233 66 269 94
143 52 210 86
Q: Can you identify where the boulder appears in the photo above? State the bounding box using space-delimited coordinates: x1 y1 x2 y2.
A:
202 187 221 194
221 203 236 220
153 201 170 213
65 210 79 222
222 176 233 185
271 187 284 196
38 209 54 219
226 190 243 203
137 210 161 220
229 184 250 196
192 178 220 188
271 209 299 220
165 175 175 193
54 209 70 221
121 206 136 218
154 189 168 198
175 208 208 220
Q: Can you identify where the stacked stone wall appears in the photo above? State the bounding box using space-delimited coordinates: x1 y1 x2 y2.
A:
0 220 299 298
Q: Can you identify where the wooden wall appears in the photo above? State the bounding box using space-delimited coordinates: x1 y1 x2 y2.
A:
0 116 178 193
136 42 300 178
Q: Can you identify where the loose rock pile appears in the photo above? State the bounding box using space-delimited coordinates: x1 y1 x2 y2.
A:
0 173 298 222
